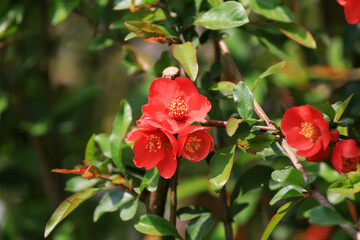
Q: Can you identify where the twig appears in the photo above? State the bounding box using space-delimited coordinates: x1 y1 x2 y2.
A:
218 39 358 240
220 186 233 240
148 177 170 216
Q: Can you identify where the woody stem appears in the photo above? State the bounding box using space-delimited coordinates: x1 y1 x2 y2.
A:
218 39 358 240
170 163 178 226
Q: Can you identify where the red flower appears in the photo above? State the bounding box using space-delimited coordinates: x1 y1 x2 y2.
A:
337 0 360 24
141 77 212 134
281 105 331 162
125 123 178 179
177 126 214 162
331 139 360 173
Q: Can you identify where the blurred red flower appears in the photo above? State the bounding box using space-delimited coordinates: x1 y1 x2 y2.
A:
177 126 214 162
281 105 331 161
337 0 360 24
125 124 178 179
141 77 211 134
331 139 360 173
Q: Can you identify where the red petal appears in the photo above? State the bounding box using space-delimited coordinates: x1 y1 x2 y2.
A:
187 94 212 122
175 77 199 97
344 0 360 24
337 0 347 6
156 146 177 178
132 135 165 170
179 129 214 162
306 146 329 162
148 77 181 105
332 141 344 173
297 140 322 158
330 129 340 142
339 139 360 158
286 127 315 151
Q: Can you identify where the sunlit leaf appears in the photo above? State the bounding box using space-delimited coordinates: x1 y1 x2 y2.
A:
134 214 183 239
85 134 96 163
172 42 198 81
271 166 305 187
252 61 286 91
119 197 139 221
261 199 301 240
245 135 278 153
94 134 112 158
185 213 216 240
269 185 306 206
226 118 241 137
272 22 316 49
125 21 165 39
65 176 100 192
333 94 353 123
233 82 255 120
49 0 81 25
248 0 293 23
194 2 248 30
110 100 132 174
177 205 213 221
329 171 360 194
209 145 236 192
45 188 105 238
89 35 115 51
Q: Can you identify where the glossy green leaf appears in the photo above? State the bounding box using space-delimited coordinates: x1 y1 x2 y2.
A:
194 2 248 30
119 197 139 221
207 0 223 8
85 134 96 163
226 118 241 137
252 61 286 91
134 214 183 239
272 22 316 49
49 0 81 25
209 145 236 192
136 168 159 193
269 185 306 205
110 100 132 174
125 21 165 39
45 188 104 238
315 102 336 121
185 213 216 240
172 42 198 81
93 190 135 222
177 205 212 221
231 165 273 203
65 176 100 192
248 0 293 23
271 166 305 187
328 172 360 194
308 206 349 226
333 94 353 123
261 199 301 240
94 134 112 158
233 82 255 120
246 135 278 153
209 81 235 98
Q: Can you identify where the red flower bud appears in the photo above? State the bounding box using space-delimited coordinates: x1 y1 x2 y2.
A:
281 105 331 162
330 129 340 142
331 139 360 174
337 0 360 24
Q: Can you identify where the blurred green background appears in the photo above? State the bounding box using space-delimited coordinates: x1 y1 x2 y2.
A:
1 0 359 239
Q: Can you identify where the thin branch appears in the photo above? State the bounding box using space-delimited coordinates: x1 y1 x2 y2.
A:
198 119 277 131
170 165 178 226
220 186 233 240
218 39 358 240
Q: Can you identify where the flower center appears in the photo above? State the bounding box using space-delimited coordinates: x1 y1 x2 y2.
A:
168 96 188 121
145 132 166 153
343 157 358 169
299 122 321 142
184 134 201 153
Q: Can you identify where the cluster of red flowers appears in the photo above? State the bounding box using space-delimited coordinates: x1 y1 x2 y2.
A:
337 0 360 24
125 77 214 178
281 105 360 174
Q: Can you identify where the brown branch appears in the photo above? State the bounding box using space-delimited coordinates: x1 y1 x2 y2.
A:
218 39 358 239
148 177 170 216
198 119 277 131
220 186 233 240
170 166 178 226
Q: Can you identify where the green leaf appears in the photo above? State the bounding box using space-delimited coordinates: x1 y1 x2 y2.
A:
269 185 306 206
119 197 139 221
272 22 316 49
328 172 360 194
65 176 100 192
110 100 132 174
261 199 301 240
207 0 223 8
134 214 183 239
89 36 115 51
226 118 241 137
194 2 249 30
246 135 278 153
252 61 286 91
315 102 336 121
49 0 81 25
94 134 112 158
113 0 142 10
231 165 273 203
177 205 212 221
172 42 198 81
44 188 104 238
125 21 165 39
85 134 96 163
136 168 159 193
209 145 236 192
333 94 353 123
271 166 305 187
93 190 135 222
248 0 293 23
233 82 255 120
185 214 216 240
209 81 235 99
308 206 349 226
